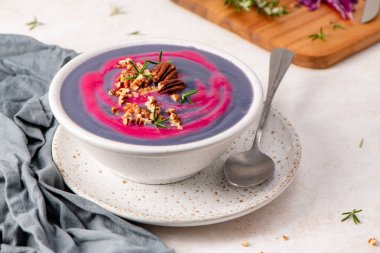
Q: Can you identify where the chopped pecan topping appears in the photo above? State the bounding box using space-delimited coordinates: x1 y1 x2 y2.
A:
140 108 151 118
368 238 377 246
109 52 188 130
122 115 133 125
170 93 179 102
282 235 289 241
135 115 150 125
241 241 250 247
108 88 116 96
152 62 177 83
166 108 182 129
111 106 118 114
158 79 186 94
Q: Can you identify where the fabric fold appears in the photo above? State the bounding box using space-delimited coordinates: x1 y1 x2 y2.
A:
0 34 173 253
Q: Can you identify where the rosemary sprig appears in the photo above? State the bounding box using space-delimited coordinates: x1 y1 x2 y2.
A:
124 74 139 81
181 89 199 104
140 61 150 72
224 0 288 17
158 51 163 62
308 28 327 41
153 106 169 128
123 60 152 80
110 5 126 16
147 51 163 65
129 60 140 73
331 22 345 30
341 209 362 224
25 17 43 31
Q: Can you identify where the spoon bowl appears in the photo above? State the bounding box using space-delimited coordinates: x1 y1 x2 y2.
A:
223 48 295 187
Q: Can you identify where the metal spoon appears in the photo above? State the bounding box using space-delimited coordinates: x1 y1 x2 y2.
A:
223 48 295 187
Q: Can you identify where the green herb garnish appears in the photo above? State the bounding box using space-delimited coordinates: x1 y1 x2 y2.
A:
110 5 125 16
181 89 199 104
147 51 163 65
224 0 288 17
128 60 140 73
124 74 139 81
127 60 151 78
308 28 327 41
153 106 169 128
359 138 364 148
25 17 43 31
140 61 150 72
341 209 362 224
128 31 141 35
331 22 345 31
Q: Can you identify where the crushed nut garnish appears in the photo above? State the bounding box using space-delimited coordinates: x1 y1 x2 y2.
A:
282 235 289 241
171 93 179 102
111 106 118 114
108 51 198 130
241 241 250 247
368 238 377 246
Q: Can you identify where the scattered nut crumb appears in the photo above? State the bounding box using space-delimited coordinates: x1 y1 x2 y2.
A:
122 179 128 184
171 93 179 102
282 235 289 241
241 241 250 247
368 238 377 246
111 106 118 114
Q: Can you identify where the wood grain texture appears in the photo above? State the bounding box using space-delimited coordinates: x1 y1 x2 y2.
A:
172 0 380 69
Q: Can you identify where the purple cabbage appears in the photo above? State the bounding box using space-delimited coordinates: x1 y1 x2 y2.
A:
298 0 357 19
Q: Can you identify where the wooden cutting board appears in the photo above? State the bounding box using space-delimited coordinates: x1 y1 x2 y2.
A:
172 0 380 69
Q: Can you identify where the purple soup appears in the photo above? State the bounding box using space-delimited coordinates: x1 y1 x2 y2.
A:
60 44 254 145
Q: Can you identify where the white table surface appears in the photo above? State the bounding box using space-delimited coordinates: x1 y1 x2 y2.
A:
1 0 379 252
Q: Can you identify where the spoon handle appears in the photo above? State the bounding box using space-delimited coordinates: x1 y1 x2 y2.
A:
252 48 294 149
258 48 295 130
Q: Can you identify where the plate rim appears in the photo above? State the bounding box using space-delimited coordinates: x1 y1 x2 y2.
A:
53 107 301 227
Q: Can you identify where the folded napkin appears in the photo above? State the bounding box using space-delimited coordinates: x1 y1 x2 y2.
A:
0 34 173 253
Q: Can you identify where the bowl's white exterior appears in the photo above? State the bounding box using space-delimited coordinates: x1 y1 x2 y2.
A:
79 125 254 184
49 40 263 184
81 136 232 184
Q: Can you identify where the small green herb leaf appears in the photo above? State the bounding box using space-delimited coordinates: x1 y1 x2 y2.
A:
110 5 126 16
181 89 199 104
26 17 43 31
308 27 327 41
140 61 150 72
158 51 163 63
128 60 140 74
341 209 362 224
359 138 364 148
152 106 169 128
331 22 345 30
128 31 141 36
124 74 139 81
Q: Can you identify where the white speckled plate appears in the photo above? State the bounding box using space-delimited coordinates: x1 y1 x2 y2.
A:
52 108 301 227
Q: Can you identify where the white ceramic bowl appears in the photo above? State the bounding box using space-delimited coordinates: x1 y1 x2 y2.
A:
49 40 263 184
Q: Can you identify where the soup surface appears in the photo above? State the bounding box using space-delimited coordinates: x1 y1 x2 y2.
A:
60 44 254 145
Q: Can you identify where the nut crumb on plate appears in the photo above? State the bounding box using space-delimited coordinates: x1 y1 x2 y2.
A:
368 238 377 246
241 241 250 247
282 235 289 241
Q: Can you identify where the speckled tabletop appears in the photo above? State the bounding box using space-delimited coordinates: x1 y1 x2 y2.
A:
1 0 379 252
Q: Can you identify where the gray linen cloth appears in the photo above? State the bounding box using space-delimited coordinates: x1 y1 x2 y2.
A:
0 34 174 253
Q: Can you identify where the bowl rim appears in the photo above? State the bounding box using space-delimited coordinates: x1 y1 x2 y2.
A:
49 39 263 155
